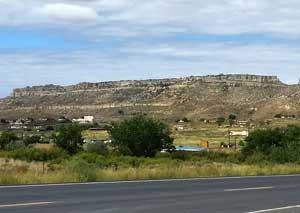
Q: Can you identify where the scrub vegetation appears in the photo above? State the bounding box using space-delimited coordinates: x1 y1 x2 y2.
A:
0 116 300 185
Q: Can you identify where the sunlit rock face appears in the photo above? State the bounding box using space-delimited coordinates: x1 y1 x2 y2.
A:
1 74 299 121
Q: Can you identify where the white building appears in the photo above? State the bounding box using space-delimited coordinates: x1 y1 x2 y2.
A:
230 130 249 137
72 116 94 124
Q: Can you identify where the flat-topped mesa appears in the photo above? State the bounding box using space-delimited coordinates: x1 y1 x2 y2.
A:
12 84 66 98
190 74 283 85
11 74 283 98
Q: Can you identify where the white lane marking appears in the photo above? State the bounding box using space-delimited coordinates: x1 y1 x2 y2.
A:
224 186 274 192
0 202 55 208
245 205 300 213
0 174 299 189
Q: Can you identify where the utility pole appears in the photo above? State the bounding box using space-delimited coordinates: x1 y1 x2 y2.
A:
228 127 231 148
234 136 237 151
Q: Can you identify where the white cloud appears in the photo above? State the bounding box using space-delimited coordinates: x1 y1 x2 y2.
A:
92 0 135 12
1 0 300 36
1 41 300 97
1 0 300 97
35 3 99 23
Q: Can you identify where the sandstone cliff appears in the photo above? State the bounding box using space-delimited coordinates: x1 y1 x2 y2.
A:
1 74 299 121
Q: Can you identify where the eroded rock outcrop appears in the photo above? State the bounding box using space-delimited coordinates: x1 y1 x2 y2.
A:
1 74 299 120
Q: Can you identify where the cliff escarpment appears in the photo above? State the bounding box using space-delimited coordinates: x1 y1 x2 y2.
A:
1 74 299 121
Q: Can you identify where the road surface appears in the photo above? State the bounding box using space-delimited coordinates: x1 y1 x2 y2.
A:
1 175 300 213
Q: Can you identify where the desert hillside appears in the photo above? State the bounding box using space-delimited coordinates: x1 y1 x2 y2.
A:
1 74 300 121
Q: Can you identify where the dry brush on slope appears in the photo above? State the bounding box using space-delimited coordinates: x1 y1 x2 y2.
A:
1 74 300 121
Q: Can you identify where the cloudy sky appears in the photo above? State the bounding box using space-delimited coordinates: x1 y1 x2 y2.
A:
1 0 300 97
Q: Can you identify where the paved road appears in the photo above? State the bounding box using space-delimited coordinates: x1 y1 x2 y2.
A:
1 175 300 213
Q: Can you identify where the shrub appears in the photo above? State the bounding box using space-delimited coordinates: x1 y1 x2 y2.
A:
72 152 106 165
270 139 300 163
83 141 107 155
196 151 242 163
282 125 300 144
53 124 84 154
269 148 289 163
228 114 237 126
244 152 268 164
24 135 41 146
8 147 68 162
220 142 227 147
0 131 18 150
216 117 225 126
238 141 245 147
6 140 26 150
46 126 54 131
242 125 300 163
109 115 174 157
107 156 145 168
228 114 237 120
170 151 190 160
242 128 283 156
118 109 124 115
182 117 190 122
67 158 97 182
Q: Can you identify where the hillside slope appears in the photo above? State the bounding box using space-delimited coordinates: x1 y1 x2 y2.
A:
1 74 300 121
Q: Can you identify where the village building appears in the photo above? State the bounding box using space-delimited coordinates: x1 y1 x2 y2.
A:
72 116 94 124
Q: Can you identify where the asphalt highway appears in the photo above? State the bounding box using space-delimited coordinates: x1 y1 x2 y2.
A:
1 175 300 213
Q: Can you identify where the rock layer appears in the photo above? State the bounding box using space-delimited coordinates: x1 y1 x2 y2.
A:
1 74 299 121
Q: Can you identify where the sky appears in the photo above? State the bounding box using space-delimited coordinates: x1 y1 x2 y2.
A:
1 0 300 97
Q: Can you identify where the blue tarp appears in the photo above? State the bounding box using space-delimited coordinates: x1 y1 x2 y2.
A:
175 146 207 152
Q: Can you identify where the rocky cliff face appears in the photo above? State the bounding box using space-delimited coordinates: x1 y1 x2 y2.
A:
12 74 282 98
1 74 299 121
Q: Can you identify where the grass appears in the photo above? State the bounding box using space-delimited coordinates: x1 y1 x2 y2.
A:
81 125 230 148
1 155 300 185
173 123 246 148
80 122 247 148
1 162 300 185
2 119 300 185
80 120 296 149
268 118 300 128
82 130 109 141
172 119 300 148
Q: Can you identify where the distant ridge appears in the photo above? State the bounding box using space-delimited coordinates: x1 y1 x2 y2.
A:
0 74 299 121
11 74 283 97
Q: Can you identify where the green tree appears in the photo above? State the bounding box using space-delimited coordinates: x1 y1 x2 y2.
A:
0 131 18 150
273 125 300 163
228 114 237 120
6 140 25 150
282 125 300 144
109 116 174 157
216 117 225 126
83 141 107 155
242 125 300 163
242 128 283 156
228 114 237 126
24 135 41 146
53 124 84 154
118 109 124 115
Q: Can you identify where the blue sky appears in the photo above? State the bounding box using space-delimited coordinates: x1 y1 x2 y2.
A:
1 0 300 97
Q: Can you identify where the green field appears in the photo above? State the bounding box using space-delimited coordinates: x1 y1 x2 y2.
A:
81 124 244 148
2 118 299 150
82 130 109 141
173 129 241 147
268 118 300 127
81 119 300 149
